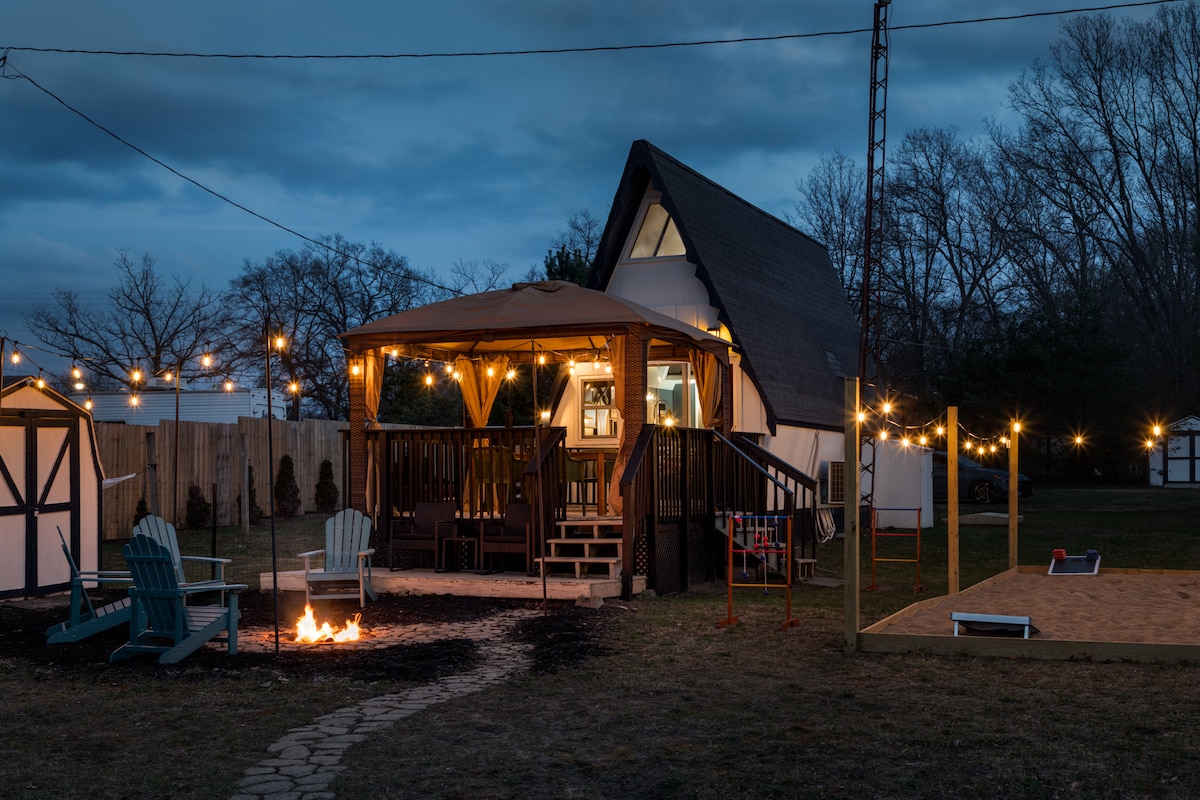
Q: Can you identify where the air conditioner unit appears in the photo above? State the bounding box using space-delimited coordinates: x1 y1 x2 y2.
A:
818 461 846 506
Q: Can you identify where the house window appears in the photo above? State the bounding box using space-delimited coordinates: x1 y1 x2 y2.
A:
581 379 618 439
630 203 686 259
646 363 699 427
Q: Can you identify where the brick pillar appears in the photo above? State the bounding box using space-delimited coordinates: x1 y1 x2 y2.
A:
620 331 646 599
348 356 367 513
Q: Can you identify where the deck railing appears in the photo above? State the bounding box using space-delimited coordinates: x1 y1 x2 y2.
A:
619 426 820 596
363 423 819 594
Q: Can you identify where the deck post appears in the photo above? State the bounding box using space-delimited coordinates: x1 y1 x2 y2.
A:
348 354 368 514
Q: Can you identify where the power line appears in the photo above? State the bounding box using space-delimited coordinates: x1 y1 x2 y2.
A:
1 1 1183 60
2 61 458 296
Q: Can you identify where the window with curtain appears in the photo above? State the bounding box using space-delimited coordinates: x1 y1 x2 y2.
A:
580 378 618 439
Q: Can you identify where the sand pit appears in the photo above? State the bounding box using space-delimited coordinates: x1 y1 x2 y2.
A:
864 567 1200 649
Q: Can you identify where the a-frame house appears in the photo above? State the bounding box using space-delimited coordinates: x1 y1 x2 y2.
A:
555 139 859 477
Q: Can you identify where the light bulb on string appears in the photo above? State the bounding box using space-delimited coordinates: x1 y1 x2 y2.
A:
424 374 434 387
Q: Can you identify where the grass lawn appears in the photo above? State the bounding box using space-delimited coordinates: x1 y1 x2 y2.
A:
8 486 1200 799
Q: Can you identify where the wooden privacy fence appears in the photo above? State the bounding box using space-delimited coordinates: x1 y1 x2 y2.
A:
95 418 348 540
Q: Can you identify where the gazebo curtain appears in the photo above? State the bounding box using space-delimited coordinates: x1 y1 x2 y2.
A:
607 335 627 515
688 350 722 429
456 355 510 429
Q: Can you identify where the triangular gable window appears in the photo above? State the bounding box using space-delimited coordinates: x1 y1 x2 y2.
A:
630 203 686 259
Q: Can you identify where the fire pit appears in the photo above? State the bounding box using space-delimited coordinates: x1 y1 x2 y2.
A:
294 605 362 644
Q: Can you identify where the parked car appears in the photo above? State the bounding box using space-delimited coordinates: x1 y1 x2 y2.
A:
931 451 1033 504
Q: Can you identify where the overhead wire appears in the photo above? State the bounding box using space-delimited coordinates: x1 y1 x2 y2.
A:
0 0 1182 60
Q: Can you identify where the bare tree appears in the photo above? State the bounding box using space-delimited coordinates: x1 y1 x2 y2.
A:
791 149 866 304
26 249 228 389
226 234 441 419
552 209 603 263
999 4 1200 405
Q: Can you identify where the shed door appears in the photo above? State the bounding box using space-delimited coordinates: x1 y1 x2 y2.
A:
0 416 80 597
1165 432 1199 485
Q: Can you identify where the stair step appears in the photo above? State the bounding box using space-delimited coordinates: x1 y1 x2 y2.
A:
535 555 622 579
546 537 623 545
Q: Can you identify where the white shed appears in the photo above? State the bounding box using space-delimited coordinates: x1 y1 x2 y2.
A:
0 378 105 598
1148 415 1200 487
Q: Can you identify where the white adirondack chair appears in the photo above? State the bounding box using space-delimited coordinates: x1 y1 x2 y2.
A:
132 515 231 592
299 508 378 607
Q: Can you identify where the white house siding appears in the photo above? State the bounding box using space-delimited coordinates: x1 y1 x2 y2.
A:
76 388 287 426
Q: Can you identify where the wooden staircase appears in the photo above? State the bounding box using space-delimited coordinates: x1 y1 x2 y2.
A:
535 516 623 579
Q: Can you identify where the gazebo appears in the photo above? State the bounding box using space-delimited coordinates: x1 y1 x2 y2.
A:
340 280 745 596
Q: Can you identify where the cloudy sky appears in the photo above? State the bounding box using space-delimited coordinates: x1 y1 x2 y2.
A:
0 0 1174 374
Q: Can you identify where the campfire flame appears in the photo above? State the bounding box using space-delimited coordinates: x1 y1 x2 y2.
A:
294 605 362 644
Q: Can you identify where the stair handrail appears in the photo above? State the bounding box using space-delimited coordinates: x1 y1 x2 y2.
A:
730 432 818 491
713 430 796 517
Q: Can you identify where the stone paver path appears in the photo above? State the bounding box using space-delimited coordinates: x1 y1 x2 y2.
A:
230 609 537 800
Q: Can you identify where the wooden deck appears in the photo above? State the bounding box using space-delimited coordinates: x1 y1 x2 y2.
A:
261 567 645 607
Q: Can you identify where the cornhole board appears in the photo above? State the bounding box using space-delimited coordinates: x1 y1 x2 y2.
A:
951 612 1037 638
1048 555 1101 575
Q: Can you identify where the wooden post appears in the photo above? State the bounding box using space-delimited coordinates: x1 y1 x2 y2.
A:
1009 421 1020 569
145 430 160 516
947 406 959 594
240 433 250 535
843 377 860 654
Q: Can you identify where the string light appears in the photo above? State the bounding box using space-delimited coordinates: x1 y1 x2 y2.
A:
224 380 235 392
505 369 516 380
424 374 434 387
10 349 20 365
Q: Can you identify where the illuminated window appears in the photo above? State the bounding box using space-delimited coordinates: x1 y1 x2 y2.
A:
580 379 618 439
630 203 686 259
646 363 699 427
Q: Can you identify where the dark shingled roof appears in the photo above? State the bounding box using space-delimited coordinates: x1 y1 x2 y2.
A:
589 140 859 433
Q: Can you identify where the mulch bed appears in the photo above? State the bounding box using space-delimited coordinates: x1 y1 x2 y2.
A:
1 590 619 681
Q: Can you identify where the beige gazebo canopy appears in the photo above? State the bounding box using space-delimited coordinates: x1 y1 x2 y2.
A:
339 280 731 512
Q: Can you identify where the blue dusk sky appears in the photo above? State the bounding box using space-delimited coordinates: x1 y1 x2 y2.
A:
0 1 1173 372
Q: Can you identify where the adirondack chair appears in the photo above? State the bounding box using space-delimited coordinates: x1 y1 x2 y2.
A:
298 508 379 607
46 527 134 644
132 515 231 593
110 534 247 664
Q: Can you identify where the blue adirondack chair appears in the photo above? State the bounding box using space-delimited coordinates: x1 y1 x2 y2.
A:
46 527 134 644
133 515 231 591
299 508 378 607
110 534 247 664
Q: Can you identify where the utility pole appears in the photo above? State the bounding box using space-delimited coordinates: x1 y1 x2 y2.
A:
858 0 892 511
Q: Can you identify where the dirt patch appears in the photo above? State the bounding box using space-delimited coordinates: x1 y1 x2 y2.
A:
1 590 617 680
